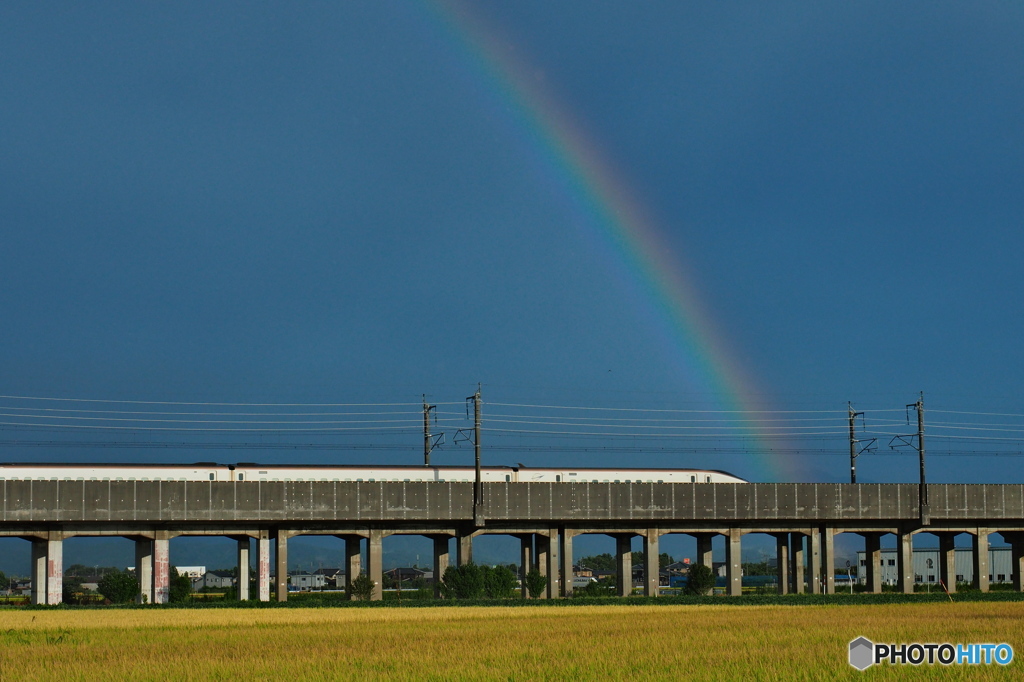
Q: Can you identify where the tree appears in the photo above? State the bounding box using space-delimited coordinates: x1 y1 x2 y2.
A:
348 573 375 601
98 570 138 604
440 563 485 599
525 569 547 599
62 576 85 604
168 567 193 603
482 565 517 599
0 571 9 592
684 563 716 596
577 553 616 572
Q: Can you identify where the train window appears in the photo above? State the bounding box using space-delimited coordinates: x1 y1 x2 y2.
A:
356 478 363 482
657 480 664 484
238 474 244 481
556 475 561 482
438 479 445 483
332 478 339 482
51 477 59 481
209 474 215 481
505 475 511 482
706 476 712 483
690 476 696 483
614 479 620 483
404 479 410 482
76 477 84 481
625 479 631 483
369 478 375 482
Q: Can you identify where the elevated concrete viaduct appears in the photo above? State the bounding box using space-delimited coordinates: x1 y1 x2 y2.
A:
2 480 1023 604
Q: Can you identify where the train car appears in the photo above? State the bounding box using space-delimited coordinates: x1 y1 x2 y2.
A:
0 462 747 484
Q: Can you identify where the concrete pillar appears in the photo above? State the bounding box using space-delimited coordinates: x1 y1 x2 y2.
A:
863 533 882 594
897 529 914 594
274 530 290 602
434 535 451 599
561 529 575 597
457 531 473 566
547 530 560 598
519 535 532 599
257 532 270 602
725 528 742 596
615 534 633 597
790 533 804 594
368 529 383 601
154 534 171 604
774 533 789 595
643 530 660 597
535 533 551 599
973 529 989 593
237 537 251 601
809 529 821 594
822 527 835 594
30 540 46 605
135 539 154 604
694 533 714 569
44 536 62 605
938 533 957 593
1007 534 1024 592
340 535 362 596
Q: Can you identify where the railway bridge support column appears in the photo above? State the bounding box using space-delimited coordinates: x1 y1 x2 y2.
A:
30 532 63 605
973 529 990 593
822 527 835 594
534 529 558 598
368 529 384 601
861 533 883 593
337 534 364 599
643 529 661 597
133 537 154 604
256 531 271 602
274 529 293 602
937 533 957 593
614 534 633 597
808 530 822 594
433 534 452 599
560 529 576 598
725 528 742 596
790 533 805 594
896 528 914 594
236 537 251 601
518 535 532 599
153 531 173 604
457 530 474 567
1004 533 1024 592
774 533 789 595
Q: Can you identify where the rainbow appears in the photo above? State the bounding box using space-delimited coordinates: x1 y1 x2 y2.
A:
424 1 797 481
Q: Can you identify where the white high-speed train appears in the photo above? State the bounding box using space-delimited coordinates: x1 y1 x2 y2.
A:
0 463 746 484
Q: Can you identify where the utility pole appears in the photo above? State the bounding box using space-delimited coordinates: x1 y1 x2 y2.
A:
847 403 874 484
423 396 435 467
911 392 928 525
848 403 861 484
466 385 483 525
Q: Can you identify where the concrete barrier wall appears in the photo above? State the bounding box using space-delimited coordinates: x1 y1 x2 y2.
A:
1 480 1022 524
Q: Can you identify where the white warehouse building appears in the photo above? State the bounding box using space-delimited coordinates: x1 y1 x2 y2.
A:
855 547 1014 586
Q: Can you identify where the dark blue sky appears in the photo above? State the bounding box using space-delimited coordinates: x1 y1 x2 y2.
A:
2 1 1023 488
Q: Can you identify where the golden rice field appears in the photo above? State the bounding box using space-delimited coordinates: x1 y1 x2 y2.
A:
0 603 1022 681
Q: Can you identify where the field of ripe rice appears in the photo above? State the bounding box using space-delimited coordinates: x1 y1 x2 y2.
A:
0 603 1022 681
